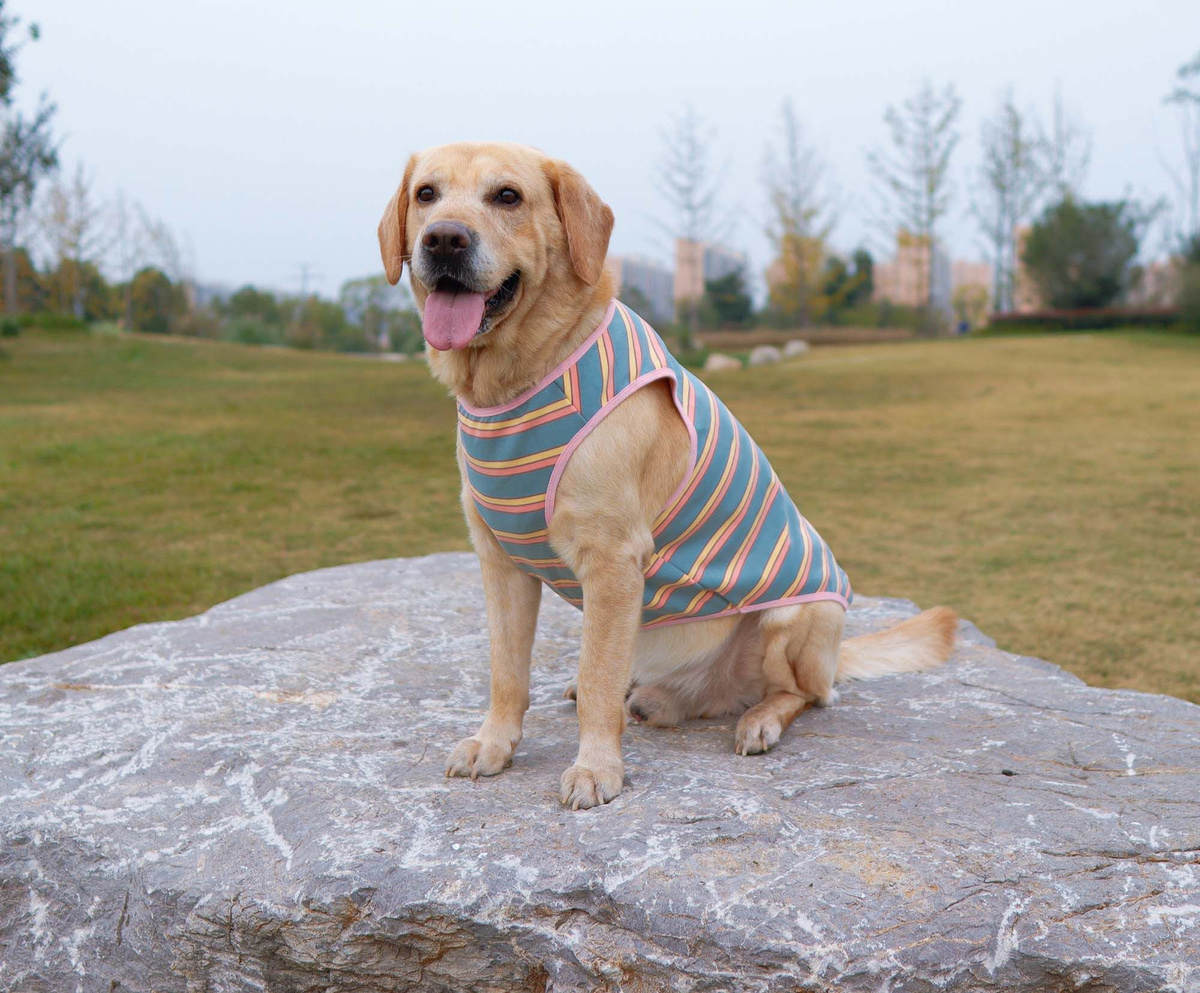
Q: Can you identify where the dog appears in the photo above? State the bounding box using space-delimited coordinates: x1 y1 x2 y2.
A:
377 142 957 809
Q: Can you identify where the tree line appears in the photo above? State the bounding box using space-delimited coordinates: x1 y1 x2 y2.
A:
2 0 1197 347
655 59 1200 337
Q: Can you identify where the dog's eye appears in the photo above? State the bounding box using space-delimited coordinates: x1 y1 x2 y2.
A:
416 185 437 203
495 188 521 207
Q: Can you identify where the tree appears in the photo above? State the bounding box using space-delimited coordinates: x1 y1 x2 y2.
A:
810 251 873 325
970 92 1044 312
0 4 56 315
1039 86 1091 201
129 266 186 333
703 269 752 327
225 284 282 324
1022 199 1149 308
656 105 725 348
867 80 962 330
40 162 108 318
849 248 874 305
1163 51 1200 253
762 98 832 327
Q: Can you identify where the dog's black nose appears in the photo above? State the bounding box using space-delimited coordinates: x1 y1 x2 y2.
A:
421 221 473 259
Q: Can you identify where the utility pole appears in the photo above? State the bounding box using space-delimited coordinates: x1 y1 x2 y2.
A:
294 262 319 297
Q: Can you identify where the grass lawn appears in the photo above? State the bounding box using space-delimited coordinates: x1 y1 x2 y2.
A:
2 328 1197 702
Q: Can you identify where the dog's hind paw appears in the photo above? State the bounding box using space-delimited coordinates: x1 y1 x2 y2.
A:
445 735 514 780
734 708 783 756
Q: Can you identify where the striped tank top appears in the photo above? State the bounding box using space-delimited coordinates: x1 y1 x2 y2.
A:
458 300 851 629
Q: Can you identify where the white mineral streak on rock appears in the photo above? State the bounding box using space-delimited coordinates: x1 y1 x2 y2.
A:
0 552 1197 992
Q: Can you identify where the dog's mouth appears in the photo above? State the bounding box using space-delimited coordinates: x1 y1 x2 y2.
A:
422 271 521 352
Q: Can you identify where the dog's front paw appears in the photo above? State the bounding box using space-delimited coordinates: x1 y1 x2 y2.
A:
560 761 623 810
445 735 514 780
734 707 783 756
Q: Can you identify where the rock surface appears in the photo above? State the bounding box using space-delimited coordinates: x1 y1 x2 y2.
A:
702 352 742 372
783 339 811 358
747 344 782 366
1 552 1198 993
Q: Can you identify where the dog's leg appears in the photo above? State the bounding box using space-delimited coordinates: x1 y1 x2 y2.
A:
445 503 542 780
734 602 844 755
558 544 644 808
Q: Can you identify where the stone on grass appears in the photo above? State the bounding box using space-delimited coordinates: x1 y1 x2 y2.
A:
1 552 1198 992
748 344 782 366
702 351 742 372
783 338 811 358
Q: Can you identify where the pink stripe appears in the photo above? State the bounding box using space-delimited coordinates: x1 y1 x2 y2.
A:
641 591 850 630
544 367 698 527
458 299 617 417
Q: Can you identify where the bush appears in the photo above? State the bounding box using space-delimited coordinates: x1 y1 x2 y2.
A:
0 317 19 337
17 311 88 331
985 308 1181 333
1180 264 1200 333
221 318 286 347
170 308 221 338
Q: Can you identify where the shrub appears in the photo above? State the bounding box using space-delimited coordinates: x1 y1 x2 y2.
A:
222 318 286 347
0 316 19 336
985 308 1180 333
17 311 88 331
1180 264 1200 333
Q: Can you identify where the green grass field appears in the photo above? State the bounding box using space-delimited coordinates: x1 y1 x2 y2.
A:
2 329 1197 702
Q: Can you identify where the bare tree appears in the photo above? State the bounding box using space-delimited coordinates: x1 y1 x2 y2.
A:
970 92 1045 312
1039 85 1091 201
40 161 109 317
867 79 962 329
1163 50 1200 253
656 105 725 347
762 97 833 326
107 190 145 327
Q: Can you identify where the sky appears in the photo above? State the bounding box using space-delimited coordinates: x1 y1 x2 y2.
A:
19 0 1200 298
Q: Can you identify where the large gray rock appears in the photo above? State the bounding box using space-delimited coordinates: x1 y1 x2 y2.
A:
1 552 1197 992
747 345 782 366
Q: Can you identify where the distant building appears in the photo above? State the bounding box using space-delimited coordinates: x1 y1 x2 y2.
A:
1126 259 1182 307
1011 225 1042 313
674 239 747 302
872 230 952 312
605 254 675 323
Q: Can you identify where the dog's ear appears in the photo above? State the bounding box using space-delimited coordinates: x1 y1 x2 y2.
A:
546 160 614 286
378 154 417 286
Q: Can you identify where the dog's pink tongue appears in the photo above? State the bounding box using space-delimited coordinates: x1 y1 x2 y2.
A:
422 289 486 351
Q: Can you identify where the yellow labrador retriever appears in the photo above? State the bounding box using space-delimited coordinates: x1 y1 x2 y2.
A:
378 142 956 809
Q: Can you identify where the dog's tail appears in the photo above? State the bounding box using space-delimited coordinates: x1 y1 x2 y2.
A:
835 606 958 682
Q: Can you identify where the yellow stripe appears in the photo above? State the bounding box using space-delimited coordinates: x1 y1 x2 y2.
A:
467 483 545 508
458 395 574 432
737 529 790 606
465 443 567 470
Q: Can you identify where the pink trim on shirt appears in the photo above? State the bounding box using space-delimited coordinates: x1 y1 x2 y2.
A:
640 590 850 630
457 299 618 417
544 366 699 526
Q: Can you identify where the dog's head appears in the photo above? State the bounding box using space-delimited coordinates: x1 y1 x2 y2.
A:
377 142 614 352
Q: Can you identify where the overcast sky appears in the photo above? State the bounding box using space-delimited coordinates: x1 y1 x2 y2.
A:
20 0 1200 296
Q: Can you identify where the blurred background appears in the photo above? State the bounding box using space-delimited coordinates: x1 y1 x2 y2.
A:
1 1 1197 702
